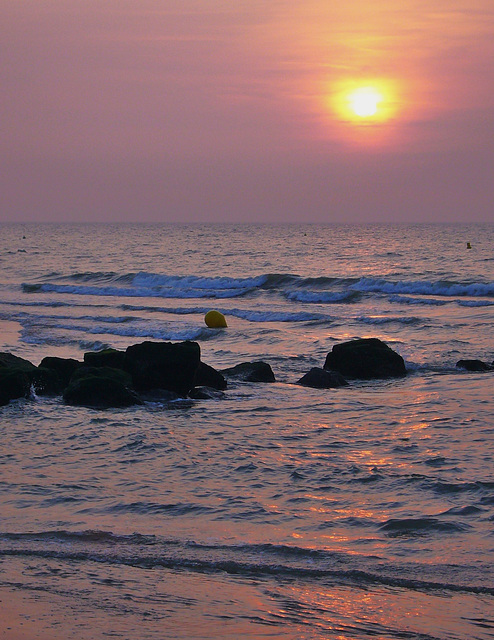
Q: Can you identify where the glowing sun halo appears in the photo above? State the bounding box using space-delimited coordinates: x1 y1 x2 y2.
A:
324 78 400 141
348 87 383 118
327 79 399 129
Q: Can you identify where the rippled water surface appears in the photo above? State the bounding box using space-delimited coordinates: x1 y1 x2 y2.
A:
0 223 493 639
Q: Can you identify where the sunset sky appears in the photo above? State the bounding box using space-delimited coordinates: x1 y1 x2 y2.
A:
2 0 493 223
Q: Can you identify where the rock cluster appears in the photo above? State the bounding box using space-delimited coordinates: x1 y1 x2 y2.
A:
0 342 208 409
296 337 406 389
0 338 491 409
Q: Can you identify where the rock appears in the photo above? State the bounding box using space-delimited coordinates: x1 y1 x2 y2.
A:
83 348 125 369
297 367 348 389
194 362 227 390
456 359 492 372
0 352 61 400
123 341 201 397
0 368 31 405
324 338 406 379
31 367 64 395
0 352 37 374
139 389 181 402
39 356 82 391
188 386 226 400
0 352 39 402
221 361 276 383
63 367 142 408
70 366 133 387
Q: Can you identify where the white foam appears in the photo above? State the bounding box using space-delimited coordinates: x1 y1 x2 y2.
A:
353 277 494 297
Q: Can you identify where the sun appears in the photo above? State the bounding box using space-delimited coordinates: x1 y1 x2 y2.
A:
347 87 383 118
328 79 398 128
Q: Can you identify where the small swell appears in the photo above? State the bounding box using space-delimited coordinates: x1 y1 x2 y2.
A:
356 315 422 326
0 547 491 596
104 501 214 516
284 290 361 304
379 517 470 536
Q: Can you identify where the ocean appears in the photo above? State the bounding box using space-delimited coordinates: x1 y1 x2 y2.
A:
0 222 493 639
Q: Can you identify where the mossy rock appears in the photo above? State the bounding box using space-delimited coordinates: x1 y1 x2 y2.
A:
0 352 55 401
0 368 31 406
63 368 142 409
0 352 37 374
84 349 125 369
39 356 82 391
123 341 201 397
70 366 133 388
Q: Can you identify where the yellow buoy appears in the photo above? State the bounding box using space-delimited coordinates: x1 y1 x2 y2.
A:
204 310 227 328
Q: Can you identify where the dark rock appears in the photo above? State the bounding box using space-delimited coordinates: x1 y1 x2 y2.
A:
297 367 348 389
84 348 125 369
194 362 227 390
70 366 133 388
0 352 37 374
221 361 276 383
324 338 406 379
188 386 226 400
456 359 492 372
31 367 64 395
0 352 48 401
63 368 142 408
0 368 31 405
123 341 201 397
139 389 182 402
39 356 82 391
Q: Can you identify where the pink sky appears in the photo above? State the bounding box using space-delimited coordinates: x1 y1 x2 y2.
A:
2 0 493 223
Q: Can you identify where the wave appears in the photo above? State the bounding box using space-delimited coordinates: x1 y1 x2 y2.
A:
19 272 494 307
21 272 270 300
121 304 325 323
388 294 449 306
356 315 423 326
379 517 470 536
19 318 216 345
353 277 494 297
0 530 491 595
284 290 360 304
0 299 75 308
9 304 328 329
22 282 255 300
457 299 494 307
133 272 268 291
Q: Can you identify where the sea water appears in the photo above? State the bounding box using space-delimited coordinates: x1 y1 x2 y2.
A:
0 222 493 639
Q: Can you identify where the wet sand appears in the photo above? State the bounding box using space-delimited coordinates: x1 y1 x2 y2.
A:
0 587 68 640
0 585 131 640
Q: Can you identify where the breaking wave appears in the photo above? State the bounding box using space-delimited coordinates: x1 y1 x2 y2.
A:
353 277 494 298
20 271 494 303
